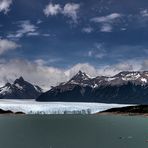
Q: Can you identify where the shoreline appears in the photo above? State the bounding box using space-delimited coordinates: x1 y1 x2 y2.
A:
97 112 148 117
96 105 148 117
0 100 146 116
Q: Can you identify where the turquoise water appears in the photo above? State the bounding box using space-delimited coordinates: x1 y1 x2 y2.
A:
0 115 148 148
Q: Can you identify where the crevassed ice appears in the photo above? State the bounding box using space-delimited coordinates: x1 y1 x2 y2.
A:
0 99 130 114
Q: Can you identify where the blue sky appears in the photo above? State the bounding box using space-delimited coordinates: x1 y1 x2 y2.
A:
0 0 148 89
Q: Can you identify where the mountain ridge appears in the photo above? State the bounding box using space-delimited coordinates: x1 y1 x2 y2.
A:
36 70 148 104
0 70 148 102
0 76 42 99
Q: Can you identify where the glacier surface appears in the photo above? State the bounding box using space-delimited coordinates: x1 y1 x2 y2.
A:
0 99 131 114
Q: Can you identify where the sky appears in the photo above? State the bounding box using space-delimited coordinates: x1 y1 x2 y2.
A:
0 0 148 90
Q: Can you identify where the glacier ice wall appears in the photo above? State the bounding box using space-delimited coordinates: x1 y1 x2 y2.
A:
0 99 131 114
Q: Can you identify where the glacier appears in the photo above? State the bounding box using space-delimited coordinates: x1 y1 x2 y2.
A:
0 99 131 114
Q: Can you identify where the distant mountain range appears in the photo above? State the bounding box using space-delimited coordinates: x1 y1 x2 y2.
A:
1 71 148 104
0 77 42 99
37 71 148 104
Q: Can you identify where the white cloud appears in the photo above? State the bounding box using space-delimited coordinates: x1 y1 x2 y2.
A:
0 59 67 91
43 2 80 23
60 60 147 78
0 58 147 91
140 9 148 17
27 32 39 36
0 39 20 55
91 13 122 23
0 0 13 14
65 63 98 78
42 33 50 37
82 26 93 33
7 20 38 39
100 24 112 32
101 63 134 76
34 58 62 66
17 21 37 36
121 28 127 31
0 60 98 90
63 3 80 23
43 3 62 16
37 20 42 24
91 13 122 32
141 60 148 70
34 59 46 66
95 53 106 59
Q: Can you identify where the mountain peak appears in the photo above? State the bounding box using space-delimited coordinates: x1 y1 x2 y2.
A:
5 82 12 87
67 70 91 85
76 70 89 77
18 76 24 81
78 70 83 74
73 71 90 79
37 70 148 103
14 76 25 84
0 77 42 99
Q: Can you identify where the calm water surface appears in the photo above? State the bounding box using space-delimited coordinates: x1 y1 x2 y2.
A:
0 115 148 148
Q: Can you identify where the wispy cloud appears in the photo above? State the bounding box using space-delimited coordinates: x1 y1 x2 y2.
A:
7 20 53 39
0 0 13 14
140 9 148 17
7 20 39 39
87 43 107 59
100 24 112 32
82 26 93 33
91 13 122 32
91 13 122 23
36 19 42 24
34 58 62 66
42 33 50 37
43 2 80 23
27 32 39 36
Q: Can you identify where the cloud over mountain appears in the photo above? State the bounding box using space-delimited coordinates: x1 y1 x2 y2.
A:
0 39 20 55
0 58 147 91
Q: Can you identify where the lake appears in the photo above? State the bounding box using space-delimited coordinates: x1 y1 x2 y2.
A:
0 115 148 148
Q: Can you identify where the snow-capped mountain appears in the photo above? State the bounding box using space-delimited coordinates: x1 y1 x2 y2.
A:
37 71 148 104
61 71 148 88
0 77 42 99
67 70 92 84
105 71 148 85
